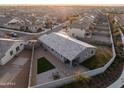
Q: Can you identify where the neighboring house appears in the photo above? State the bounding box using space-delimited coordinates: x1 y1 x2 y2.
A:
4 17 25 30
0 40 25 65
115 15 124 27
68 15 95 40
68 28 92 39
29 23 44 33
52 17 57 25
24 17 44 32
4 16 44 32
70 15 95 31
39 32 96 67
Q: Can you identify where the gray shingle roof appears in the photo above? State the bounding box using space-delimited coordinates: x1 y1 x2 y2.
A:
70 16 94 30
39 33 95 61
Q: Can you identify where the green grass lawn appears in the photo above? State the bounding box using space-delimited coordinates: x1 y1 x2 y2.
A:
81 47 112 70
37 57 55 74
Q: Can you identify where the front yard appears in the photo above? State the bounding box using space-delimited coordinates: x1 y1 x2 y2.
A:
37 57 55 74
81 47 112 70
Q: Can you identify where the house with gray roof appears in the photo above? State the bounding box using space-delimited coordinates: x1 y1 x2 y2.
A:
70 15 95 31
39 32 96 67
0 40 25 65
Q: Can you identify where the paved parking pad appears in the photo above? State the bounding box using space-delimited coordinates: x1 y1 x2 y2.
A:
0 50 31 88
12 57 28 67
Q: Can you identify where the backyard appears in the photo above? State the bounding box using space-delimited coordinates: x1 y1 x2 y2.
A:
37 57 55 74
59 14 124 88
81 47 112 70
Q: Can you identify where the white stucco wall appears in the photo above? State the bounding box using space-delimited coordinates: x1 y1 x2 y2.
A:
77 47 96 64
0 41 25 65
42 44 65 63
68 28 86 38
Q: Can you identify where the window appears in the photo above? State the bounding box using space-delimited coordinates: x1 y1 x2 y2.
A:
72 33 75 37
51 48 54 51
61 55 63 58
91 50 94 54
55 51 57 54
16 46 20 52
10 50 13 56
85 52 88 57
20 43 23 46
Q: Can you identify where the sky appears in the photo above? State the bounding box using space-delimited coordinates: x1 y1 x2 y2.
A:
0 0 124 5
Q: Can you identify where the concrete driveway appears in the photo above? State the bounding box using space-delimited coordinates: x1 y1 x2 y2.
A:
0 49 32 88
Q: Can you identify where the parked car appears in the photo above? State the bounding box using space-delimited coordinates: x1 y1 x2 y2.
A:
9 32 18 37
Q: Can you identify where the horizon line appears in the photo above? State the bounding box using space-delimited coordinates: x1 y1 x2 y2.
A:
0 4 124 6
